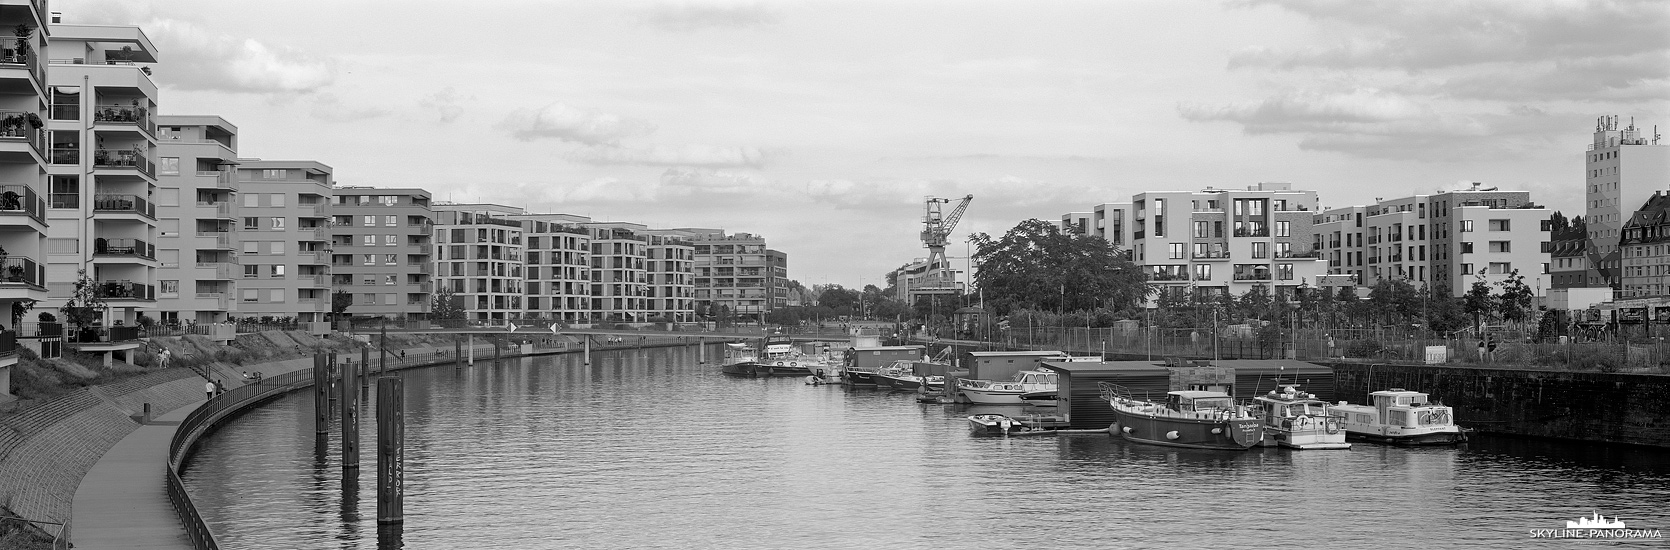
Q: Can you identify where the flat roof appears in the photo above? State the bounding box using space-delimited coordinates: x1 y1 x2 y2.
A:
1207 360 1333 372
967 350 1066 357
854 346 924 351
1041 360 1168 373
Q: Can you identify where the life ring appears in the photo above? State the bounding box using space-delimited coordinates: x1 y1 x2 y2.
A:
775 361 785 367
1296 415 1312 429
790 361 799 368
1325 419 1341 434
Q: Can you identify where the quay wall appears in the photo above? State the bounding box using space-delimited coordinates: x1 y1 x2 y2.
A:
1328 363 1670 448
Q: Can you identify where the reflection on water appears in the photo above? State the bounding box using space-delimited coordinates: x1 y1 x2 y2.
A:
183 346 1670 549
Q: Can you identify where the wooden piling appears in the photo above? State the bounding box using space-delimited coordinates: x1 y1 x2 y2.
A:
454 337 462 369
312 354 329 437
494 335 502 363
376 377 405 525
361 347 371 381
698 338 705 364
584 337 591 365
341 357 360 471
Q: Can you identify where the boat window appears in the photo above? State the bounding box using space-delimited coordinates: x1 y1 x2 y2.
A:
1386 410 1409 427
1397 397 1409 405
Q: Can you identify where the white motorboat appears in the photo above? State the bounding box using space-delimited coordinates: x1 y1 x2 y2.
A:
957 369 1057 405
1333 389 1468 445
1253 385 1351 450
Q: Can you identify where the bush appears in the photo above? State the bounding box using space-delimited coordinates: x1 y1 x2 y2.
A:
36 311 54 323
1344 340 1383 358
1567 346 1621 372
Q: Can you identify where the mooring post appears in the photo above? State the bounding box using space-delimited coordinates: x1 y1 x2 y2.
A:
698 337 705 364
454 336 462 370
341 356 360 471
361 346 371 384
584 336 591 365
494 335 503 363
468 334 475 365
377 377 405 525
313 354 329 439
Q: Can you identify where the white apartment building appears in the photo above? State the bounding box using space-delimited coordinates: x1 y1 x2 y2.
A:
154 115 238 324
1060 211 1092 235
1091 202 1133 250
434 204 525 322
585 222 650 323
1583 115 1668 289
233 160 333 322
0 1 51 392
1129 183 1325 303
643 229 695 323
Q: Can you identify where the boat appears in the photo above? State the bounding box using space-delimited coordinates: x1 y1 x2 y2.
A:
1332 389 1468 446
1100 383 1262 450
873 361 924 390
1252 385 1351 450
718 342 761 376
957 369 1058 405
755 334 814 376
967 414 1023 435
1019 390 1058 407
922 375 945 392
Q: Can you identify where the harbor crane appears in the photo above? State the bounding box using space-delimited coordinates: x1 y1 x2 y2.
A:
913 194 973 298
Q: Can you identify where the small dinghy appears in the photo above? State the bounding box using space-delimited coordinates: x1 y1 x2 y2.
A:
968 414 1023 436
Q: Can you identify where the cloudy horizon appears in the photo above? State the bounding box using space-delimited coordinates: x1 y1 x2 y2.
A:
58 0 1670 288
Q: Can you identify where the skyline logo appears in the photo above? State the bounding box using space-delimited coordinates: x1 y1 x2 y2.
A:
1530 512 1661 540
1567 511 1625 529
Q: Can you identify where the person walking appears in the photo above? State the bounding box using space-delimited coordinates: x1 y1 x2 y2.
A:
205 380 216 400
1477 339 1487 363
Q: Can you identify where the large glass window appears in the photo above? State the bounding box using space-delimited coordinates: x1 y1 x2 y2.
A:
50 86 81 120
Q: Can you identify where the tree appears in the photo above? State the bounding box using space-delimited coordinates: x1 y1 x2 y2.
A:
1463 272 1495 333
431 286 464 324
970 219 1151 316
331 290 354 321
59 270 107 341
816 285 860 311
1496 270 1535 326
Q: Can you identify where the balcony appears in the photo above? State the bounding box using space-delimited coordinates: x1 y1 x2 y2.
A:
98 281 155 301
194 292 231 311
0 45 44 86
93 238 155 260
195 170 236 189
49 147 77 165
196 262 236 280
309 250 331 264
93 194 156 219
196 201 234 219
297 273 328 287
1233 273 1273 281
0 184 45 224
0 111 45 157
93 149 155 177
1274 250 1320 259
1148 272 1190 281
69 326 143 345
1192 250 1231 260
1232 228 1270 238
196 231 233 249
305 226 330 240
93 104 154 136
0 256 45 289
296 203 326 217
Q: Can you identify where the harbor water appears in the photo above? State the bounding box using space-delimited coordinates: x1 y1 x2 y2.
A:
181 346 1670 549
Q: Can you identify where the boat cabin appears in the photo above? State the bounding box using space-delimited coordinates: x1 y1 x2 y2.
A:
1013 370 1058 386
1165 390 1234 413
1335 388 1455 429
724 342 757 363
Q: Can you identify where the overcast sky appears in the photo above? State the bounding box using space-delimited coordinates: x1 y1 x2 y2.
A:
62 0 1670 288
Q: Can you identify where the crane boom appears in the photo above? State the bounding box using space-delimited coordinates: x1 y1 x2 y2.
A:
908 194 973 303
940 194 973 239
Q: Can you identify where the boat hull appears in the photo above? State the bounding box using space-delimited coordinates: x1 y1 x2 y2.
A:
1110 409 1262 450
721 362 809 377
961 388 1026 405
968 415 1023 435
1345 429 1468 446
1019 391 1058 407
844 370 878 386
875 375 921 390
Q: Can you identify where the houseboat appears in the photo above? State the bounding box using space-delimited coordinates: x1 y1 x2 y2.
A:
1332 389 1468 445
719 342 761 376
1252 386 1350 450
1101 383 1262 450
957 369 1059 405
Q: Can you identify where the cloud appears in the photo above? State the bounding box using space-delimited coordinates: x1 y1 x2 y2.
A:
419 87 470 124
308 93 390 121
71 4 335 94
660 168 774 194
566 144 772 168
1178 89 1446 134
803 175 1090 211
497 103 657 145
640 0 780 31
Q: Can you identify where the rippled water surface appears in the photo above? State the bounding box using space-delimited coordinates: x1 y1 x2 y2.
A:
182 347 1670 549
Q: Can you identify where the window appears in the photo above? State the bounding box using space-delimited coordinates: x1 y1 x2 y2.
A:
271 241 286 255
1488 219 1510 231
1276 242 1291 257
363 254 376 265
385 275 398 285
262 169 287 179
241 289 258 302
362 275 377 286
243 241 259 254
244 193 259 207
385 235 398 245
385 254 398 265
1489 241 1510 253
1276 221 1290 237
1193 221 1209 238
385 215 397 226
1461 242 1474 253
1461 263 1474 275
381 196 398 206
1460 220 1473 232
1193 264 1212 280
1277 264 1293 281
270 289 284 303
359 195 371 205
384 293 398 305
1489 262 1512 274
270 265 285 277
51 86 80 121
160 280 179 294
159 157 179 176
270 217 285 230
363 235 376 246
359 215 373 227
1152 199 1165 237
244 264 259 278
1252 242 1268 258
361 293 377 304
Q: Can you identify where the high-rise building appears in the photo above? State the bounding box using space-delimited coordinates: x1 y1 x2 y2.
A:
643 229 696 323
328 187 435 321
44 24 160 329
585 222 650 323
153 115 240 324
232 160 334 322
1583 115 1668 290
1620 191 1670 298
1 1 51 391
516 213 592 323
433 203 524 322
684 230 783 322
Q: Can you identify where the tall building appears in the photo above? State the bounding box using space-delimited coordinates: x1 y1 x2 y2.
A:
328 187 435 321
44 24 160 327
153 115 239 324
516 213 592 323
585 222 649 323
1059 211 1092 235
232 160 333 322
1 1 51 391
433 203 524 322
643 229 695 323
1620 191 1670 298
1311 205 1368 286
1091 202 1133 250
684 230 783 322
1129 183 1325 302
1583 115 1668 290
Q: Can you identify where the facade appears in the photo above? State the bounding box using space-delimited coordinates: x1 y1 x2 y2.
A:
1129 183 1325 303
1091 202 1133 250
1445 200 1552 297
685 230 782 321
433 203 524 322
585 222 649 323
1 1 51 383
1548 217 1591 290
328 187 434 320
153 115 239 324
1620 191 1670 298
516 213 592 323
44 24 160 327
232 160 333 321
1584 115 1669 290
643 229 695 323
1060 211 1092 235
1312 205 1367 286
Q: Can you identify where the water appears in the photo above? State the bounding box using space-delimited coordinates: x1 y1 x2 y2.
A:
182 347 1670 549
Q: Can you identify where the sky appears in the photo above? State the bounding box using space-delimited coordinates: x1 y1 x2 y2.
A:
59 0 1670 289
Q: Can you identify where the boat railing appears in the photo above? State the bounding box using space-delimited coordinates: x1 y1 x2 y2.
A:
958 378 994 389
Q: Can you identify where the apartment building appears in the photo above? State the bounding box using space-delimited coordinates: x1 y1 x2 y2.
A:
683 230 784 322
434 203 524 322
1312 205 1368 286
1060 211 1092 235
1548 222 1590 290
643 229 695 323
1583 116 1668 290
1092 202 1133 250
584 222 650 323
516 213 592 323
1447 201 1552 296
1130 183 1325 302
328 187 434 320
44 24 159 327
1620 191 1670 298
153 115 239 324
0 1 51 390
233 160 333 321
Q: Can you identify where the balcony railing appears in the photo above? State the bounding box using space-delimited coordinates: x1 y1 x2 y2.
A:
310 250 330 264
1148 272 1190 281
1192 251 1231 260
93 149 156 177
196 201 234 218
1274 250 1320 259
1233 273 1272 281
0 184 45 223
0 110 45 156
93 104 155 136
1232 228 1270 238
1 43 43 84
93 238 155 260
196 231 233 249
98 280 156 301
297 273 328 287
0 330 14 357
0 256 44 288
68 325 143 345
196 262 236 279
296 203 325 217
194 292 231 311
93 194 156 218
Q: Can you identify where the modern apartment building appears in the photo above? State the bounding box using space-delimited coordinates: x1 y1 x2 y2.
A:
433 203 524 322
643 229 695 323
1311 205 1368 285
232 160 333 321
684 230 783 322
153 115 239 324
1 1 51 389
1091 202 1133 250
1060 211 1092 235
585 222 650 322
44 24 159 327
1129 183 1325 302
1620 191 1670 298
328 187 434 320
1583 115 1668 290
516 213 592 323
